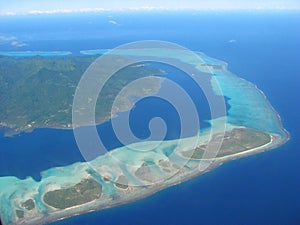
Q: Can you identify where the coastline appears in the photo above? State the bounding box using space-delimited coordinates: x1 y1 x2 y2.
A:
0 50 289 140
14 126 289 225
0 50 291 225
0 115 290 224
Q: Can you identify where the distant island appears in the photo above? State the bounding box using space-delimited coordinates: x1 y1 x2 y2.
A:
0 49 289 225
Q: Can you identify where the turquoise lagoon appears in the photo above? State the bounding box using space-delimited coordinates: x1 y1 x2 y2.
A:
0 48 289 225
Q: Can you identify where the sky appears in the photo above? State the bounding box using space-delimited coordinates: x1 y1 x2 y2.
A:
0 0 300 15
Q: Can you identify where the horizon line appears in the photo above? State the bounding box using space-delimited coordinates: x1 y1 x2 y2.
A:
1 7 300 16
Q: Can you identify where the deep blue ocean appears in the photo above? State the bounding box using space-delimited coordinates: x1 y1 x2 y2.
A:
0 11 299 225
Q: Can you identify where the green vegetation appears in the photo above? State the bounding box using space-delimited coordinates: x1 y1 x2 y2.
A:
15 209 24 219
0 56 163 132
135 162 155 182
21 199 35 210
43 179 102 209
15 199 35 220
199 63 225 70
182 128 271 159
114 175 129 189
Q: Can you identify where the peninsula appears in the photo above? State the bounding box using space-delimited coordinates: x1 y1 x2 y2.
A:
0 55 163 135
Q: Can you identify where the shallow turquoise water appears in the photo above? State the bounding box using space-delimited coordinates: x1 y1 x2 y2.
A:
0 11 299 225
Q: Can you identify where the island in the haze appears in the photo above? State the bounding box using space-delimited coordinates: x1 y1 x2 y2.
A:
0 50 289 225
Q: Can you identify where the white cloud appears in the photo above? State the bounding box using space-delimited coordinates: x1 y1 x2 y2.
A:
127 6 170 11
228 39 237 43
26 7 107 15
0 35 16 42
108 20 119 25
11 40 27 47
0 6 174 16
0 34 27 47
1 1 299 16
0 12 17 16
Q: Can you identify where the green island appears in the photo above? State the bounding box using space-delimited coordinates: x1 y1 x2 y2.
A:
0 56 163 134
21 199 35 211
43 179 102 210
182 128 271 159
114 175 129 190
0 50 289 225
17 127 272 212
15 210 24 219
